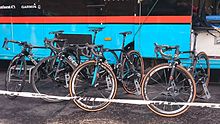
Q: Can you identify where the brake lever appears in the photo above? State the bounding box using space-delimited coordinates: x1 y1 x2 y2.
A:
2 38 10 50
154 48 159 58
154 44 160 58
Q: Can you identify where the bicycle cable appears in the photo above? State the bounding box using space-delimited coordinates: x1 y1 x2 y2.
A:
133 0 159 41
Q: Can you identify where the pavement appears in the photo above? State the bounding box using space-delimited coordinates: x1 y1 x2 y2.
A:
0 70 220 124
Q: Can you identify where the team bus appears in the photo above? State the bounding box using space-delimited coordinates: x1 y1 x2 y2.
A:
0 0 219 68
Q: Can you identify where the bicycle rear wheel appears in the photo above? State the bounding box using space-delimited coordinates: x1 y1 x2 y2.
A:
69 60 117 111
142 63 196 117
5 55 26 99
32 55 76 102
122 50 144 94
193 52 210 97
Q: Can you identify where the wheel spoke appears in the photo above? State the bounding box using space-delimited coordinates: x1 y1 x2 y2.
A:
70 61 116 111
150 77 167 89
143 64 195 116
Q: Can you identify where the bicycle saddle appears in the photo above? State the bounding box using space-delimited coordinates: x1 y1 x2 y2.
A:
88 27 104 32
49 30 64 34
119 31 132 36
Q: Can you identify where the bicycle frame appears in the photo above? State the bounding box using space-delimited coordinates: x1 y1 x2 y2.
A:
89 45 140 95
155 44 186 96
155 40 210 99
84 28 142 95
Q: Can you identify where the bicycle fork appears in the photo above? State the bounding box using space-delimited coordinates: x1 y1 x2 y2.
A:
91 62 112 91
92 65 99 87
165 62 179 97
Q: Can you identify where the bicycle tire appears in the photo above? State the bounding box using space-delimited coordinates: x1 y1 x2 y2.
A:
5 54 27 99
122 50 144 94
192 52 210 97
142 63 196 117
32 55 76 102
69 60 117 111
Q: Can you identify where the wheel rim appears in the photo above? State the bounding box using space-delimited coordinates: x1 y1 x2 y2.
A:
6 56 26 93
32 56 75 102
143 65 195 116
122 51 143 93
71 61 117 111
194 53 210 96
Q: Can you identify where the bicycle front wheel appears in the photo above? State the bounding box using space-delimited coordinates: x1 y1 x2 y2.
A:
122 50 144 94
69 60 117 111
142 63 196 117
193 52 210 97
5 55 27 99
32 55 76 102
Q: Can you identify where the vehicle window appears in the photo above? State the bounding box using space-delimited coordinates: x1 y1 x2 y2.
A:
104 0 137 16
0 0 137 16
141 0 192 16
42 0 104 16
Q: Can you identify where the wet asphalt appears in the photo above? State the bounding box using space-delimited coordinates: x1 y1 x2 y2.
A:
0 70 220 124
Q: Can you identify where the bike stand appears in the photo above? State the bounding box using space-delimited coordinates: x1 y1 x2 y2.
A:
106 75 112 91
64 73 70 88
197 77 211 99
9 65 35 84
201 81 211 99
134 79 141 95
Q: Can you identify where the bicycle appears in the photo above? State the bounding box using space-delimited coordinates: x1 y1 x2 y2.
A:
69 31 144 111
31 36 79 102
89 27 144 94
2 38 47 99
141 44 196 117
148 31 210 98
69 44 117 111
184 31 210 98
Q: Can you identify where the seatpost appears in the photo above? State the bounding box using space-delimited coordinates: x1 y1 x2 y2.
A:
121 34 126 50
118 34 126 62
92 31 98 44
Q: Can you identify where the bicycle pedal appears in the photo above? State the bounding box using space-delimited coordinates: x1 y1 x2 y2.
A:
63 84 69 88
117 77 122 81
136 73 141 78
127 73 134 78
94 83 99 87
